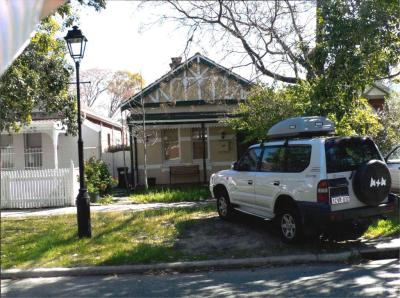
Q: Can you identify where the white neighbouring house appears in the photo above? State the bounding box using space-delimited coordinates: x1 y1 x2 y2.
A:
0 107 124 209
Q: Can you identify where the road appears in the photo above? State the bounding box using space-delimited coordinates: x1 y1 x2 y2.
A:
1 259 399 297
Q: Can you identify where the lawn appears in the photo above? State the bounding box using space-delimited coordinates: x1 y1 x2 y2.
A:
1 205 217 269
363 215 400 239
129 185 211 203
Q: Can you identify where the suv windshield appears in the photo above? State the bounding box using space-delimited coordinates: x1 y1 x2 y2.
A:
325 137 382 173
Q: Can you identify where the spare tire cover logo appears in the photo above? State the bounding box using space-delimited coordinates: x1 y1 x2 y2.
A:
370 177 387 188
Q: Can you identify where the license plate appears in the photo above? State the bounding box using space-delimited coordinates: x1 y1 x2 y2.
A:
331 196 350 205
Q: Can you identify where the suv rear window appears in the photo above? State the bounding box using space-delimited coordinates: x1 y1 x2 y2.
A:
325 137 382 173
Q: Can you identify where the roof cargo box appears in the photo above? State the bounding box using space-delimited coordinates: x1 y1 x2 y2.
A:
267 116 335 140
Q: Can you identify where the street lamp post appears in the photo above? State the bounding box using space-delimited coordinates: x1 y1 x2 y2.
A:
64 26 91 238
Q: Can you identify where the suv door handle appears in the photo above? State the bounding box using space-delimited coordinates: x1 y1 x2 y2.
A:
273 181 280 186
248 180 253 185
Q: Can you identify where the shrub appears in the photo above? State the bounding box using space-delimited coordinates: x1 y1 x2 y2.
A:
85 157 116 195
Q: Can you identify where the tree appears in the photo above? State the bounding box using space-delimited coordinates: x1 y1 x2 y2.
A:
126 95 158 190
152 0 400 118
0 0 106 133
75 68 112 108
226 83 383 142
0 18 75 133
374 93 400 154
226 84 307 142
107 71 143 118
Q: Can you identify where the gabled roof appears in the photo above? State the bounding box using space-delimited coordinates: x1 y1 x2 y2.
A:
364 82 391 96
121 53 252 111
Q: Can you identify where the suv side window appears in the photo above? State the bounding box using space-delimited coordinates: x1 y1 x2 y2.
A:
237 148 262 171
286 145 312 172
387 146 400 163
260 146 285 172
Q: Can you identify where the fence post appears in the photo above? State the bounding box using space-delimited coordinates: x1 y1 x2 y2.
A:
70 160 76 206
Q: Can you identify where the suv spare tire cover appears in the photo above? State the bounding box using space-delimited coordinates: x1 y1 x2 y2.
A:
352 160 391 206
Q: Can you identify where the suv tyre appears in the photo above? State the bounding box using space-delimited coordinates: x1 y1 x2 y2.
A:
278 207 304 244
216 192 234 220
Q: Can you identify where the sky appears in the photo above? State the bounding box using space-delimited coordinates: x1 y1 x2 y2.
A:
75 0 254 86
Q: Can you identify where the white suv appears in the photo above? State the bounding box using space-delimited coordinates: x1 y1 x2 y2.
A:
210 117 396 243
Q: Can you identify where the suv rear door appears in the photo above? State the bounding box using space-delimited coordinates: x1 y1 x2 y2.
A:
325 137 384 211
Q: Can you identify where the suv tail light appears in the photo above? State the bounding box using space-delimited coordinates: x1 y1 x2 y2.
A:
317 180 330 204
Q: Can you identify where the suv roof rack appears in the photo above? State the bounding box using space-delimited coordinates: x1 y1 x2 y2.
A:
267 116 335 140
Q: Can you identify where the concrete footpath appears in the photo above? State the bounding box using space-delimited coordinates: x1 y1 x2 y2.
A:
0 200 214 218
1 237 398 279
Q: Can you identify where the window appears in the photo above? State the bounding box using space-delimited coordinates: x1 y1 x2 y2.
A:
260 146 285 172
107 134 111 146
285 145 312 172
237 148 262 171
192 128 208 159
0 135 14 169
325 137 381 173
163 129 179 161
387 147 400 163
24 133 42 169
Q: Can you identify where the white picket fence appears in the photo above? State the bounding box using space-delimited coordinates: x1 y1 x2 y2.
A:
0 161 79 209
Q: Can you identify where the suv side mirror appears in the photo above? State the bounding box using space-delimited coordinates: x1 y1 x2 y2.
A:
232 162 239 171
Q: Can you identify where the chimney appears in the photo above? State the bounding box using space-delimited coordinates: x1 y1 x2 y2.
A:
169 57 182 69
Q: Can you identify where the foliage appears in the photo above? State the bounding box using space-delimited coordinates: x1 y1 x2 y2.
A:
0 19 76 133
329 98 382 138
106 144 131 153
85 157 115 195
364 215 400 239
226 83 383 142
226 84 309 142
98 194 116 205
107 71 144 118
129 186 211 203
0 0 106 133
374 93 400 154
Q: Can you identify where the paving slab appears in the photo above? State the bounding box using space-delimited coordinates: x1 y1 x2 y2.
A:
0 200 214 218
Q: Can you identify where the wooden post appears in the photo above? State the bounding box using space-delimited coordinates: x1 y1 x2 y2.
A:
201 122 207 183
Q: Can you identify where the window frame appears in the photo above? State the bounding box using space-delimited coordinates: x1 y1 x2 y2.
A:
162 128 180 162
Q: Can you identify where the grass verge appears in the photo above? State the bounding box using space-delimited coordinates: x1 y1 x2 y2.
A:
1 205 216 269
363 215 400 239
129 185 211 203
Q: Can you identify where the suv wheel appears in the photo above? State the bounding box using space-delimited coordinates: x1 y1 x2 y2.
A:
216 193 234 220
278 208 304 244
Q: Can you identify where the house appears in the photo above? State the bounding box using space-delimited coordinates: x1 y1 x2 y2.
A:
121 53 252 185
0 107 123 171
363 81 391 111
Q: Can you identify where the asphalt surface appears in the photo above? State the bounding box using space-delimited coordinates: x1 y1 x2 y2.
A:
2 259 399 297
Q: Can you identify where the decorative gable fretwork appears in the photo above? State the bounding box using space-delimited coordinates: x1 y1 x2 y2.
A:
122 54 251 111
145 60 248 104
